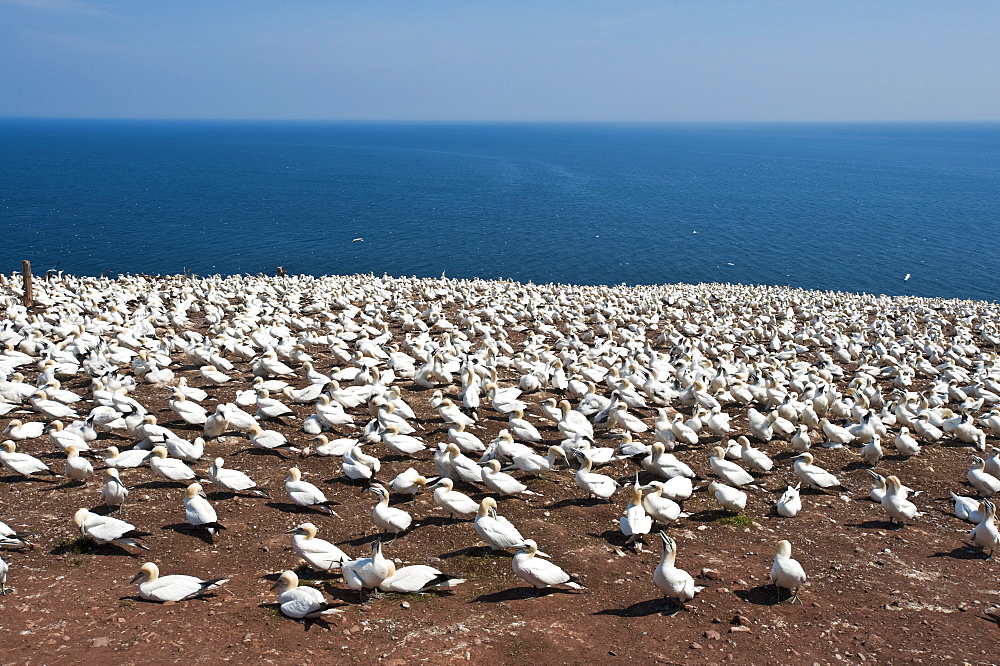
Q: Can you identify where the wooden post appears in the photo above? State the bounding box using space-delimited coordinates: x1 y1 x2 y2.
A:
22 260 33 308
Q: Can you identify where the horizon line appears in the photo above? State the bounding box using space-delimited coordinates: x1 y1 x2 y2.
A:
2 115 999 125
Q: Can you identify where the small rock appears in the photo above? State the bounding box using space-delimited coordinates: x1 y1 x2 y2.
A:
863 634 884 648
704 630 721 641
729 626 751 633
92 637 110 648
400 602 411 609
711 617 722 624
383 660 406 666
163 601 176 606
732 615 751 626
701 568 722 581
690 642 703 650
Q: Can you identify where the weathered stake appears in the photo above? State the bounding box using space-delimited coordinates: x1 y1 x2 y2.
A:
22 259 33 307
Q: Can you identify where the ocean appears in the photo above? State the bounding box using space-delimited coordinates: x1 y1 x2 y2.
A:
1 120 997 301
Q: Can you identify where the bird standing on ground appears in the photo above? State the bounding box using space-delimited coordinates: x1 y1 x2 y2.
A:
652 532 698 615
770 539 807 604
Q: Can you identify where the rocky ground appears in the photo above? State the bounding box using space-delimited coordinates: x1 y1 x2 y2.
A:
1 275 999 665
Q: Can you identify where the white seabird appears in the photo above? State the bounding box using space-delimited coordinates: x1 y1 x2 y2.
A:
771 539 807 603
73 508 150 550
511 539 582 593
270 570 344 619
131 562 229 602
652 532 699 615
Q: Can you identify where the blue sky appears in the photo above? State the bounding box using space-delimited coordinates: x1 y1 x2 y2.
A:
1 0 997 121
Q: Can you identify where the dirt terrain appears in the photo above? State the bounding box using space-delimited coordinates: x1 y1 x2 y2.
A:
1 274 999 666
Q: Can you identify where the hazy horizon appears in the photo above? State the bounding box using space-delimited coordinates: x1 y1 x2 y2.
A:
2 1 997 123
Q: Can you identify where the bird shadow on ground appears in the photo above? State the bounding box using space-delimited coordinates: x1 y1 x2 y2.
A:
592 598 664 617
232 447 289 459
256 602 337 631
39 480 89 493
0 474 59 485
412 515 466 529
339 532 393 547
844 461 873 472
50 539 138 558
161 522 215 545
132 480 188 491
265 501 328 516
473 586 578 602
545 497 607 510
980 612 1000 628
439 545 509 560
588 529 629 548
929 546 987 560
846 520 900 530
734 584 780 606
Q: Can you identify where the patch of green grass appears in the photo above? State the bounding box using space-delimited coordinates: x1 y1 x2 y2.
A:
53 536 91 554
717 514 752 527
119 599 136 608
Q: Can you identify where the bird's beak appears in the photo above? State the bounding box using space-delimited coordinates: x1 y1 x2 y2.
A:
129 571 145 584
535 550 553 559
284 527 303 535
269 578 283 591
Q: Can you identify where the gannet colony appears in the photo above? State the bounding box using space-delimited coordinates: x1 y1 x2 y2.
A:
1 271 1000 659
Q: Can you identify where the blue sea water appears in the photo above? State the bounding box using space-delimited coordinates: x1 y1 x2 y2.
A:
1 119 997 301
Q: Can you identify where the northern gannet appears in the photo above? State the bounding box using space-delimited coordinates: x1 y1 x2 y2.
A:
149 446 198 482
967 457 1000 496
430 477 479 519
101 468 128 511
620 476 652 550
63 445 93 484
378 564 466 594
369 484 412 537
709 446 754 486
573 450 619 500
73 508 150 549
131 562 229 602
641 481 682 524
641 442 695 480
169 392 208 425
708 480 747 514
481 460 540 497
792 452 845 492
880 475 919 527
288 523 350 571
771 539 807 603
860 433 883 467
270 570 344 619
284 467 339 515
184 482 224 535
341 540 393 602
951 492 987 523
103 446 151 469
511 539 582 593
1 420 45 441
776 483 802 518
474 497 525 551
0 554 7 594
47 420 89 452
969 500 999 559
652 532 698 615
207 457 269 496
388 467 430 499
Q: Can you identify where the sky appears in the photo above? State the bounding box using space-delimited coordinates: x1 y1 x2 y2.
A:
1 0 997 122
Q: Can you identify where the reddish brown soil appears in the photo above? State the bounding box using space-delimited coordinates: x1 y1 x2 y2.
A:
1 279 999 666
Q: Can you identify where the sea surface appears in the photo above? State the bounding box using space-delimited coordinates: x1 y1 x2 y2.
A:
1 120 997 301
